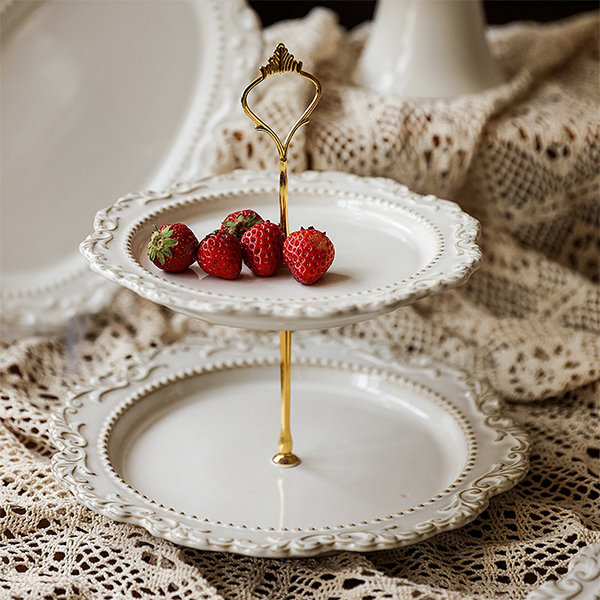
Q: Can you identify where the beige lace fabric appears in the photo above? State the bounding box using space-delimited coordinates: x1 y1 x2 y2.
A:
1 9 599 600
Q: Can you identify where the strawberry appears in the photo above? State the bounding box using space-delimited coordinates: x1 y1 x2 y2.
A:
147 223 198 272
221 209 263 239
197 230 242 280
283 227 335 285
240 221 284 277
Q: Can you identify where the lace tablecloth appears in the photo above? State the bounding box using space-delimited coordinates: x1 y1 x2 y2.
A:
1 9 598 600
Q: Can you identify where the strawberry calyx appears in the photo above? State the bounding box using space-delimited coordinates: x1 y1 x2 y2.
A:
201 229 226 242
299 226 328 236
148 226 178 265
221 211 263 238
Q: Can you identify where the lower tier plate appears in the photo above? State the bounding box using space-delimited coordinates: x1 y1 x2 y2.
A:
50 335 530 557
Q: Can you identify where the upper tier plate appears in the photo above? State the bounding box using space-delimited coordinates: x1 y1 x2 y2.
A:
0 0 261 332
80 170 482 331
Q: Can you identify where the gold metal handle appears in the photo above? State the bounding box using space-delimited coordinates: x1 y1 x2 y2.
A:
241 44 322 468
241 43 322 236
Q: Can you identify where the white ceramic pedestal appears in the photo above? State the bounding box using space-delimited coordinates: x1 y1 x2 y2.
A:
354 0 504 98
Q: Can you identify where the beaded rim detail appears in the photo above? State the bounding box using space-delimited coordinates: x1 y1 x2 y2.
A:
0 0 261 330
79 170 482 329
126 190 445 302
50 335 530 558
96 359 478 531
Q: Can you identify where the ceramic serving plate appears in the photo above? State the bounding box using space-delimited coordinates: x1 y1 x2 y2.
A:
80 170 482 331
50 334 530 558
0 0 261 332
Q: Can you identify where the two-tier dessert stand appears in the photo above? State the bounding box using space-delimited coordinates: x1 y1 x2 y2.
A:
51 45 530 557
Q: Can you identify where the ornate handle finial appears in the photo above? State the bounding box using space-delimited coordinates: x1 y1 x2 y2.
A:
260 43 303 77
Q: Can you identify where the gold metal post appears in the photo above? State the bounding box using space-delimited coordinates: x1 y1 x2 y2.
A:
241 44 322 467
272 330 298 466
279 158 289 237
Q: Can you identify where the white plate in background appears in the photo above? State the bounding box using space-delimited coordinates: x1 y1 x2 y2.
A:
0 0 261 332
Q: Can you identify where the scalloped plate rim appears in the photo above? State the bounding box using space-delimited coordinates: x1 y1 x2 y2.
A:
49 334 530 558
79 169 483 331
0 0 262 332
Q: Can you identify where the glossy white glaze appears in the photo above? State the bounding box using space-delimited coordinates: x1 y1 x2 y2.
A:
0 0 261 331
354 0 504 98
80 170 482 331
50 334 530 557
110 364 468 529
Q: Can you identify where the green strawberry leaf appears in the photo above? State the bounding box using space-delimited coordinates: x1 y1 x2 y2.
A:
148 225 178 264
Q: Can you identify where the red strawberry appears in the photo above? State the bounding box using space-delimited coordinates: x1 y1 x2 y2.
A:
221 209 263 239
197 231 242 280
240 221 284 277
147 223 198 272
283 227 335 285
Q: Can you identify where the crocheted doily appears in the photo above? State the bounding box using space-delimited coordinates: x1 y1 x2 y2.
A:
1 9 598 600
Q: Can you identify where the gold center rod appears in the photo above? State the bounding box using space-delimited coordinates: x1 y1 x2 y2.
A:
272 330 299 467
273 155 298 466
273 156 299 465
240 43 322 468
279 158 289 237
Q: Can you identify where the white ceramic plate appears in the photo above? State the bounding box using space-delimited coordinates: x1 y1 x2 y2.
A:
50 334 530 558
80 170 482 330
0 0 261 332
